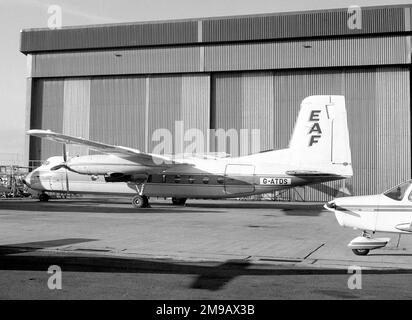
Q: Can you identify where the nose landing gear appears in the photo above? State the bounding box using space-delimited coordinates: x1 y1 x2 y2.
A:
348 232 390 256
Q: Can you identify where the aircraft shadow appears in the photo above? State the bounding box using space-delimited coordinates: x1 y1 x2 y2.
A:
186 202 324 211
1 239 412 291
0 201 221 214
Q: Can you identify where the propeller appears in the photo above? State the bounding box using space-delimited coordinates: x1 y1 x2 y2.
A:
50 144 70 198
63 144 70 198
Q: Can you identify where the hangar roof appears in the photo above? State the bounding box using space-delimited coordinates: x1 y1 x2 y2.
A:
20 4 412 54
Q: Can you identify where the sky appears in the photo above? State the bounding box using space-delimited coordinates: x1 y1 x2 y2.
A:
0 0 410 165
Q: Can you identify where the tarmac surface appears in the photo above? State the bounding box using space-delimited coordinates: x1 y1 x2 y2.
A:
1 198 412 299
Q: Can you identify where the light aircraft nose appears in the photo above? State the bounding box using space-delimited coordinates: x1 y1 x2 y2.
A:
324 200 345 226
324 201 337 210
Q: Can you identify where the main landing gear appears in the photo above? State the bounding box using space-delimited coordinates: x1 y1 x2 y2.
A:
38 193 50 202
171 197 187 206
349 231 390 256
132 195 150 208
131 182 150 208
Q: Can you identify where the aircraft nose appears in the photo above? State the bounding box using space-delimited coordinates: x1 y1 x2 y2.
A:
324 201 337 210
23 172 33 188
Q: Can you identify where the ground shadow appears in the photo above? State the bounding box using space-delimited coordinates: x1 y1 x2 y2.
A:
0 201 221 214
1 240 412 291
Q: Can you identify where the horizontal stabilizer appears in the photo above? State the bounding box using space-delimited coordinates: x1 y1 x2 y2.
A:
286 170 342 177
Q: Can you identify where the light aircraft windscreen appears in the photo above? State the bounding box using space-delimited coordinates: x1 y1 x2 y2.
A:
383 181 412 201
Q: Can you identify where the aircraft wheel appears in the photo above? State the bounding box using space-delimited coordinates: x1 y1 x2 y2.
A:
171 197 187 206
38 193 50 202
132 195 150 208
352 249 370 256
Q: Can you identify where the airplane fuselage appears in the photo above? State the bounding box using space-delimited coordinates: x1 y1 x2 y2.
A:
26 154 342 199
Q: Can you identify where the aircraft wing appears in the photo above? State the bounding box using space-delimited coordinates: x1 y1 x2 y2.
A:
27 129 173 164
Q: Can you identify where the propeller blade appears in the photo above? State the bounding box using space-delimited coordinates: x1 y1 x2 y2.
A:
63 144 67 162
65 167 70 197
50 163 67 171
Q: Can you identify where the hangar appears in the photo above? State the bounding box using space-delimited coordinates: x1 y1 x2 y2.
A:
20 4 412 201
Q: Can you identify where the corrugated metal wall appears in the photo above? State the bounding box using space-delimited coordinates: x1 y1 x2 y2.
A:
205 36 411 72
63 79 91 156
32 46 203 77
89 77 147 150
30 79 64 160
148 75 210 154
212 73 273 155
212 68 410 200
21 20 198 52
20 5 411 53
30 36 411 77
202 6 408 42
29 68 410 201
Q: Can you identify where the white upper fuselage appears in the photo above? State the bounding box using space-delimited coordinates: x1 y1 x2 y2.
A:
325 180 412 234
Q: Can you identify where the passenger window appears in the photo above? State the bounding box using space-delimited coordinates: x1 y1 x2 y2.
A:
217 176 225 184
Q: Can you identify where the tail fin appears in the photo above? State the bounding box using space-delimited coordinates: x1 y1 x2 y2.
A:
288 95 352 177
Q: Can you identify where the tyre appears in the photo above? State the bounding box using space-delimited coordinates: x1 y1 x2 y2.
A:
171 197 187 206
132 195 150 208
38 193 50 202
132 195 145 208
352 249 370 256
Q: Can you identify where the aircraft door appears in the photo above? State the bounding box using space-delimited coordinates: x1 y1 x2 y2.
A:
224 164 255 195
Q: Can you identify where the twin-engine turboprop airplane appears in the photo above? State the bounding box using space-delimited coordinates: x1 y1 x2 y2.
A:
25 95 352 208
325 180 412 256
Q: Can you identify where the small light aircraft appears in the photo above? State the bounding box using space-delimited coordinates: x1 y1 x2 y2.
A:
25 95 352 208
325 180 412 256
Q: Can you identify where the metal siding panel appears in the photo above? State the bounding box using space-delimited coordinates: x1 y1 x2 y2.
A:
148 76 182 154
21 6 411 53
30 79 65 160
202 6 407 42
213 73 274 156
205 36 410 72
212 74 242 155
32 46 201 77
242 73 274 153
21 21 198 53
63 79 91 156
375 68 411 192
181 75 210 154
89 77 146 150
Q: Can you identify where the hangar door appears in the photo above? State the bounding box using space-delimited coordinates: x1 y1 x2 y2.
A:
212 68 411 200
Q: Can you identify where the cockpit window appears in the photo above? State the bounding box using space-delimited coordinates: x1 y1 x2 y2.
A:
384 181 412 201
